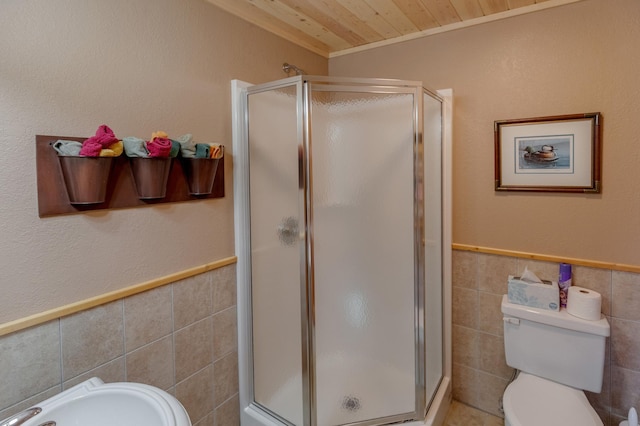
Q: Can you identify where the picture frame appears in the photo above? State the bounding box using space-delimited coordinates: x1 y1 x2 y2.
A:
494 112 601 193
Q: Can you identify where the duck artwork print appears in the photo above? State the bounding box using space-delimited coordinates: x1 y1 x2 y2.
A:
518 137 572 170
524 145 558 162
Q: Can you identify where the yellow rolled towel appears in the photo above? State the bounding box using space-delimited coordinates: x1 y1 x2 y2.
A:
152 131 169 140
209 143 224 159
99 140 124 157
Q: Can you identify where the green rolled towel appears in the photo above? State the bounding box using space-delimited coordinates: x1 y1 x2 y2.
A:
123 136 149 158
53 140 82 156
195 143 210 158
169 140 181 158
177 134 196 158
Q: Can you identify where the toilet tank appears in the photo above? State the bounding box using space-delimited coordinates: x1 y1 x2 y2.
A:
501 295 610 393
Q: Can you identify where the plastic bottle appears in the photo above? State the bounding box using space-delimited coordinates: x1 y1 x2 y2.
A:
558 263 572 308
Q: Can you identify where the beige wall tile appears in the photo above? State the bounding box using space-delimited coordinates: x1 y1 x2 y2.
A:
477 253 517 294
611 412 626 426
611 318 640 371
214 352 239 407
452 363 478 408
587 338 611 414
479 332 513 380
213 265 237 314
591 404 611 426
0 386 61 422
124 285 173 352
476 371 508 417
176 365 215 425
452 250 478 290
215 394 240 425
453 287 478 328
479 292 503 336
175 318 214 382
0 321 61 410
213 307 237 361
610 366 640 418
61 300 124 380
195 412 215 426
443 400 492 426
174 273 212 330
593 407 611 426
573 266 612 316
452 325 479 368
63 357 126 389
612 271 640 321
126 336 174 390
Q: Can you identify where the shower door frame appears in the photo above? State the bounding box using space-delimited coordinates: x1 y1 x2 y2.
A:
233 76 446 426
304 78 427 426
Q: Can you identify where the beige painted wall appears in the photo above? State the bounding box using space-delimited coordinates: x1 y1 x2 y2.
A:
330 0 640 267
0 0 326 324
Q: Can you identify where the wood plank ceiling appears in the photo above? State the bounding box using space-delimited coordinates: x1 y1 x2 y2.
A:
206 0 583 58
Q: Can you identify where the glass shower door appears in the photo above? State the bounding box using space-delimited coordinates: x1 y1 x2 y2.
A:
247 82 305 425
309 86 422 425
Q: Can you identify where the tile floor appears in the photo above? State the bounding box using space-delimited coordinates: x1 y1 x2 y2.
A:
443 400 504 426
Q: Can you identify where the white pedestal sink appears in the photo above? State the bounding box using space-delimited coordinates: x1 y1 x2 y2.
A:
0 377 191 426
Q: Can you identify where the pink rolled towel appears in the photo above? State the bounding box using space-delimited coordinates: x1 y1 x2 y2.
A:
80 125 119 156
147 137 172 157
79 140 103 156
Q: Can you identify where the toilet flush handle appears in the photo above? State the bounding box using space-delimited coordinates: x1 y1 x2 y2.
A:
503 317 520 325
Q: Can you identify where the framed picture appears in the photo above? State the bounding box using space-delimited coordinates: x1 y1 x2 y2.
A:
494 112 601 193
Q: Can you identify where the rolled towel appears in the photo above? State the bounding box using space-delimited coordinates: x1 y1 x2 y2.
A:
177 134 196 158
151 130 169 140
86 124 118 148
97 125 117 144
169 140 181 158
108 140 124 156
147 137 172 157
209 143 224 159
79 140 103 157
99 140 124 157
195 143 210 158
80 124 119 156
53 140 82 156
123 136 149 157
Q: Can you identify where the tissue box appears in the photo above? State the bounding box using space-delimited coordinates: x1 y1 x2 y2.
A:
507 275 560 311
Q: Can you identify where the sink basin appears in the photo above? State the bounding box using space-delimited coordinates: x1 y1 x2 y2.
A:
2 377 191 426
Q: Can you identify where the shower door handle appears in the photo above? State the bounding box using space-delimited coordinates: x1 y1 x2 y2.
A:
277 217 299 246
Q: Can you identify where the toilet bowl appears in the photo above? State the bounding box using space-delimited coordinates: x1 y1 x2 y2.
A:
503 372 602 426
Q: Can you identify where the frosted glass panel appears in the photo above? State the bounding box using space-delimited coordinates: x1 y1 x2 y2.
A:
423 91 444 399
311 90 417 425
248 85 303 425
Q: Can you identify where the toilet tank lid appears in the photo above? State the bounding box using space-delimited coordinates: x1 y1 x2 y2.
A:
501 295 610 336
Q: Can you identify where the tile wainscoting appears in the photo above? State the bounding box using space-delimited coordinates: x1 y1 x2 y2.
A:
0 264 238 426
452 249 640 426
5 250 638 426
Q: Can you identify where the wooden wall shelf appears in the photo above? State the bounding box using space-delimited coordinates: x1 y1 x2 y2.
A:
36 135 225 217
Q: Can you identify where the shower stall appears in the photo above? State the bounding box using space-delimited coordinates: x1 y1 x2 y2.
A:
233 76 451 426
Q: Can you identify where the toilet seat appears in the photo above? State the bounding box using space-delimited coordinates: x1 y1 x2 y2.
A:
503 372 602 426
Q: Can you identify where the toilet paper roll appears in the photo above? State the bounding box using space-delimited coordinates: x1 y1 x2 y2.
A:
566 286 602 321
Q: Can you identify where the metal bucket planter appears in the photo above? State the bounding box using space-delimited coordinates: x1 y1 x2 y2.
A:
181 158 220 195
58 156 114 205
129 157 172 199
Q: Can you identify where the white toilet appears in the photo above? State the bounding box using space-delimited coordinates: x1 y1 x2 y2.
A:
501 294 610 426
